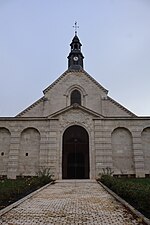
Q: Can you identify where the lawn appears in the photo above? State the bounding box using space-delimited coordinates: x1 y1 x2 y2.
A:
0 174 54 210
100 175 150 219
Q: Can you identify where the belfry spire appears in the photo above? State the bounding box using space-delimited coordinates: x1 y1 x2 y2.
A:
67 22 84 70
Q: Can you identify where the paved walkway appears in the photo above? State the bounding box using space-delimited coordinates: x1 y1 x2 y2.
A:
0 180 143 225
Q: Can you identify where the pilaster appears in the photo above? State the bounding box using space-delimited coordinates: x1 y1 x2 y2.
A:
94 120 113 177
7 132 20 179
132 131 145 177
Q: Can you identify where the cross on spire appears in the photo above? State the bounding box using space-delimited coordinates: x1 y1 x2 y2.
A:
73 21 79 35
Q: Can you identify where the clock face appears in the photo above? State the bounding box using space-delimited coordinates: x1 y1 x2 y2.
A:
73 56 78 61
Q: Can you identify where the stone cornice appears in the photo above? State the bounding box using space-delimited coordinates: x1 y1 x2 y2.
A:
43 70 69 94
48 104 104 118
82 70 108 94
104 96 137 117
93 117 150 120
0 117 58 121
0 116 150 122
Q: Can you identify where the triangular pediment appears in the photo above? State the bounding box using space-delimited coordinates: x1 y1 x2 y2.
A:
48 104 104 119
43 69 108 95
16 68 136 118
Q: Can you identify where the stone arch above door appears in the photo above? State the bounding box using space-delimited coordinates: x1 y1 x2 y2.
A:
62 125 89 179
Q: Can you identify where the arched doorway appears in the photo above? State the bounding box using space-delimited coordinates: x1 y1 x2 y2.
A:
62 125 89 179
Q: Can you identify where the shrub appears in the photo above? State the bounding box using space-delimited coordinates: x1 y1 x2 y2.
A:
98 167 114 179
36 167 54 185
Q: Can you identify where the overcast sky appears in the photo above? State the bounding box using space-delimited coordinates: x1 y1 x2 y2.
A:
0 0 150 116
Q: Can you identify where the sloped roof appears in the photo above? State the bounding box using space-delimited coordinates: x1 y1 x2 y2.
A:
105 96 137 117
43 68 108 94
16 97 45 117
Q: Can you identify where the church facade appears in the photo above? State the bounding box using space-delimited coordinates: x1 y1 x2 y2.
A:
0 34 150 179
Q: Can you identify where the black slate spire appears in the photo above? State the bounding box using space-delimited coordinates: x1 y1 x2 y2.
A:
67 22 84 70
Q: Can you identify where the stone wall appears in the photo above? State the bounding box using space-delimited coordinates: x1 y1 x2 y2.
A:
111 127 134 174
141 127 150 173
0 128 11 176
0 119 59 179
0 116 150 179
19 128 40 176
94 118 150 178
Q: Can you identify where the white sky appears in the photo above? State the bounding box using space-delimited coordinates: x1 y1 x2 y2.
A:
0 0 150 116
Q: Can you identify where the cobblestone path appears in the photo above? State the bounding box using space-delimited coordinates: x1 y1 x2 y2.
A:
0 180 143 225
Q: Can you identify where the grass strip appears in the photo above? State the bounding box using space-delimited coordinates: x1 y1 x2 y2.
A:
100 175 150 219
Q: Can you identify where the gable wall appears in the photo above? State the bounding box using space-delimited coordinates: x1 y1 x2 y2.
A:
19 71 108 117
44 72 106 116
18 100 44 117
18 71 134 118
102 98 134 117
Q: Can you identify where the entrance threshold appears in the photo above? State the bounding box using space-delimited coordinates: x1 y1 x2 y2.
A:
57 179 96 183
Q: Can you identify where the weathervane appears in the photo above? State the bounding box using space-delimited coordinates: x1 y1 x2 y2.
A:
73 21 79 35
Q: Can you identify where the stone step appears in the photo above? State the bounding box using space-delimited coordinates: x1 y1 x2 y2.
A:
56 179 96 183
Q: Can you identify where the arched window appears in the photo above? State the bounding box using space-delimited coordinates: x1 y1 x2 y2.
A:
71 90 81 105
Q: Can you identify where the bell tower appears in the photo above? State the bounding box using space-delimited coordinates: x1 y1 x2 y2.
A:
68 22 84 70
